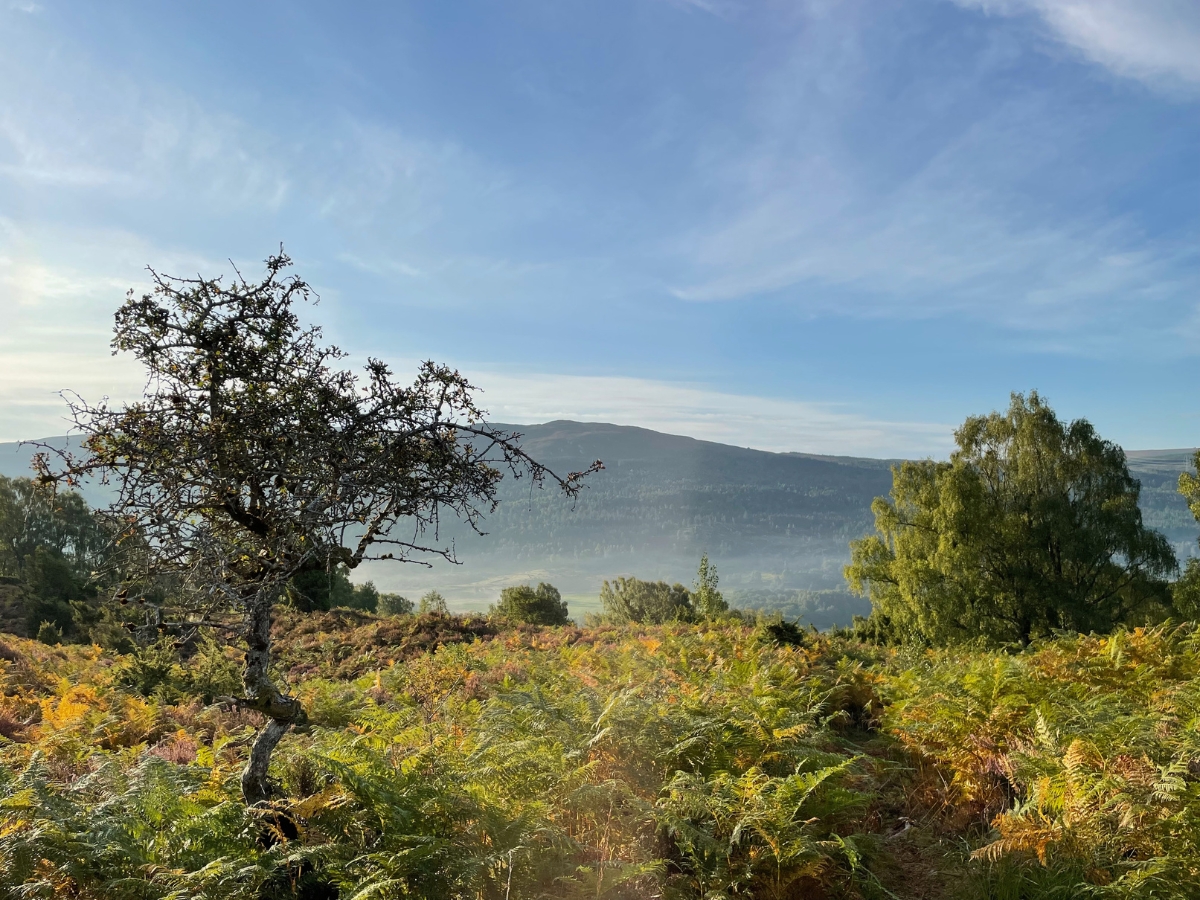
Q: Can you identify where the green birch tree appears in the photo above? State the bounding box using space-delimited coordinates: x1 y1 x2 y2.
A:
846 392 1175 645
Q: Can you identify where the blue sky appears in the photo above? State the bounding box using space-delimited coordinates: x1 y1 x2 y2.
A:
0 0 1197 455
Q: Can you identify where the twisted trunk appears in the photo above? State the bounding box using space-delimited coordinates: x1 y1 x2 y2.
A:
239 589 304 804
242 718 292 804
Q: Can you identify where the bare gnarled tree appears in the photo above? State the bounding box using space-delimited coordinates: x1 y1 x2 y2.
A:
35 250 600 803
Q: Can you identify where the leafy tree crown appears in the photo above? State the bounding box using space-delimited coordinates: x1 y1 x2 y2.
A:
599 576 693 624
492 582 570 626
845 391 1176 645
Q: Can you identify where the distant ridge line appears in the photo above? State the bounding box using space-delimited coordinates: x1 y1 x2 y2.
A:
1125 448 1199 458
1 425 1195 466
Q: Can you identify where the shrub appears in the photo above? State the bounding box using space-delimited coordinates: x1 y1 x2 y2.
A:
491 582 570 626
597 576 692 624
114 638 182 699
183 636 243 704
377 592 413 616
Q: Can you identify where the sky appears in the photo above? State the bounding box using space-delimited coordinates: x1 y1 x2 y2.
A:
0 0 1197 457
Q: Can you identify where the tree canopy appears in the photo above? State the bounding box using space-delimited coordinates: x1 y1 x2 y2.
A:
598 576 692 624
845 392 1176 645
491 581 570 625
0 475 107 581
36 250 598 802
377 591 413 616
0 476 111 640
287 565 381 613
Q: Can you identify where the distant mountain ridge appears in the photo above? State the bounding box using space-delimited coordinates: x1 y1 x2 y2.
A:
2 423 1196 626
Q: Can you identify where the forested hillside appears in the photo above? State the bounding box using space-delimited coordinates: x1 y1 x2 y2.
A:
3 425 1194 627
1125 448 1200 556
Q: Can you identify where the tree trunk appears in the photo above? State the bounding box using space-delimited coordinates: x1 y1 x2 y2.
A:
242 718 293 804
240 589 304 804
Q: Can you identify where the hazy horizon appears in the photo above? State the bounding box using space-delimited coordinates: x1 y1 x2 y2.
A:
2 420 1196 465
4 421 1195 623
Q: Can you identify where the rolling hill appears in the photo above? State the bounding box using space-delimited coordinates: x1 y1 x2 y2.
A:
2 423 1196 626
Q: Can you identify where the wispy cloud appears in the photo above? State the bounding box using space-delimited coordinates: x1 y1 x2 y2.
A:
660 0 740 17
664 25 1199 339
671 167 1197 332
0 217 224 300
0 1 1194 452
0 240 955 454
0 40 290 211
0 31 547 313
306 116 552 247
953 0 1200 90
0 333 952 456
0 350 145 444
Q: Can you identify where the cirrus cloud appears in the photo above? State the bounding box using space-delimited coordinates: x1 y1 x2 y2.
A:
954 0 1200 90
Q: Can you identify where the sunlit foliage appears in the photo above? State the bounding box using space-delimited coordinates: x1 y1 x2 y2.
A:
847 392 1176 645
596 576 694 624
3 609 1200 897
491 582 570 625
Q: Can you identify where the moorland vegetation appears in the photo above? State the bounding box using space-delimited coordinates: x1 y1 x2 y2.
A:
1 253 1199 897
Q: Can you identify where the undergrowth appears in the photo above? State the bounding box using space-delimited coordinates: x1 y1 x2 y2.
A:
0 619 1198 898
